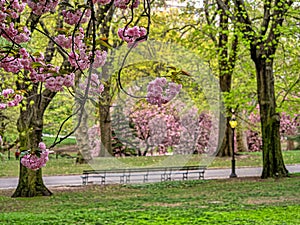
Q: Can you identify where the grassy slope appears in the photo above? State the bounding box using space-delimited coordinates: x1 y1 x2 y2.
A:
0 175 299 224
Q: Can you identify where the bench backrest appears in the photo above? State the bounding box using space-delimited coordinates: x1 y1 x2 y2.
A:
83 165 207 174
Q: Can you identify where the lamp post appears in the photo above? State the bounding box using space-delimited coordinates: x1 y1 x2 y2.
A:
229 112 238 178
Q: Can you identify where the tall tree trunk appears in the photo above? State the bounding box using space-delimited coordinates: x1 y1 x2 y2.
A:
99 87 113 157
75 108 92 163
96 4 115 157
214 0 238 157
12 87 55 197
254 59 288 178
217 116 233 156
236 119 247 152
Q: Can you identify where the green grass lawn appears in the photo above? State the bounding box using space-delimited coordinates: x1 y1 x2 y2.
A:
0 175 299 224
0 150 299 177
42 135 77 147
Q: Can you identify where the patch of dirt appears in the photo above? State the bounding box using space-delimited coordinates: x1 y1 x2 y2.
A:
143 202 183 207
0 189 14 197
247 196 299 205
53 144 78 153
48 184 109 193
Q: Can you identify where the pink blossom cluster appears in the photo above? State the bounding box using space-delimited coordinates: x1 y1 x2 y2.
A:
55 30 107 70
87 125 101 157
68 49 107 70
0 56 21 73
246 129 262 152
246 111 263 151
118 26 146 47
93 0 111 4
43 73 75 92
93 50 107 68
27 53 75 92
25 0 59 15
62 9 91 25
114 0 140 9
146 77 182 106
246 110 300 151
21 142 49 170
54 34 73 48
196 113 213 153
0 0 26 21
68 50 90 70
0 47 35 74
280 112 300 138
0 22 30 44
129 103 181 154
79 73 104 96
0 88 23 109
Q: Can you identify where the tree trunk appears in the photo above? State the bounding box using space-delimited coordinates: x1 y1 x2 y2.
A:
236 122 248 152
12 87 54 197
99 99 113 157
217 116 233 157
254 59 288 178
215 0 238 157
12 163 52 197
286 140 295 150
75 108 92 163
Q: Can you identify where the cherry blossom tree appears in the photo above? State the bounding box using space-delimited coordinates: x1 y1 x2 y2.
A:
0 0 151 197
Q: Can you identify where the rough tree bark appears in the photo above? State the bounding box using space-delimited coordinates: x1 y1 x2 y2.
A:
236 123 248 152
99 87 113 157
253 58 288 178
97 4 115 157
12 87 55 197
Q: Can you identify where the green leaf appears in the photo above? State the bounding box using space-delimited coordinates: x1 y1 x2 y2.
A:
59 2 74 8
96 39 112 49
31 62 44 68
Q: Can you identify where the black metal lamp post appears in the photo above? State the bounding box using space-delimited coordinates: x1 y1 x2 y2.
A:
229 113 238 178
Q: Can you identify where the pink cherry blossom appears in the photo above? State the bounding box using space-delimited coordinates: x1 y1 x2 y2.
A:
0 103 7 109
118 26 147 47
146 78 182 106
2 89 14 98
26 0 59 16
62 9 91 25
93 0 111 5
39 142 46 150
92 50 107 68
79 73 104 97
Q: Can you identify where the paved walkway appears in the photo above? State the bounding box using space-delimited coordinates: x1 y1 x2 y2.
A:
0 164 299 189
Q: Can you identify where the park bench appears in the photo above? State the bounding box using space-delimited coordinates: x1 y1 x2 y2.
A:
81 165 207 185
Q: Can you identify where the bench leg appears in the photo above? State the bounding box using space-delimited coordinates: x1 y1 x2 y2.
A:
166 173 171 181
82 176 88 185
101 176 106 184
183 173 188 180
125 175 130 183
120 176 124 184
161 174 165 181
143 174 148 182
199 172 205 180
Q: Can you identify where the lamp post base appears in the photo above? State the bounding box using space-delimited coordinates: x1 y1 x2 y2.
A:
230 173 238 178
230 159 238 178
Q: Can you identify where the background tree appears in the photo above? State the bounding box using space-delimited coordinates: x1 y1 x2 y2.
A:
216 0 297 178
